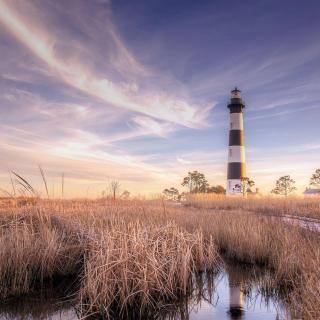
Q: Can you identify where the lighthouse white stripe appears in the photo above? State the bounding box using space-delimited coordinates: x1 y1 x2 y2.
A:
230 285 243 309
227 179 242 195
228 146 245 163
230 113 243 130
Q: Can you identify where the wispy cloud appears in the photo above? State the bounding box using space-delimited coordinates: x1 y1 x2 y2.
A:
131 116 175 138
246 105 320 121
192 42 320 97
0 126 182 196
0 0 211 128
176 157 192 165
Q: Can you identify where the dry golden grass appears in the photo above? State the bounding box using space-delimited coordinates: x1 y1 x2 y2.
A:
81 221 216 318
185 193 320 219
0 208 85 299
0 198 319 319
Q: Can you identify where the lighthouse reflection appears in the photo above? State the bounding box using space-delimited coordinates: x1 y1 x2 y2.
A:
229 279 244 319
228 267 244 319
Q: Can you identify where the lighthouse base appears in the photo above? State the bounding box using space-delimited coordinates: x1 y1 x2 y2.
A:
227 179 243 196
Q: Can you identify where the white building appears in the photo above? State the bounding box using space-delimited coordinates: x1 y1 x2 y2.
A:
303 188 320 197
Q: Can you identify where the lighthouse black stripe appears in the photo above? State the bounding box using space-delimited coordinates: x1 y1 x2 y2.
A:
229 130 244 146
227 163 246 179
228 106 244 113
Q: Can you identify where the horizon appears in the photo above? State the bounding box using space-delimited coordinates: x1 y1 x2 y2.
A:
0 0 319 198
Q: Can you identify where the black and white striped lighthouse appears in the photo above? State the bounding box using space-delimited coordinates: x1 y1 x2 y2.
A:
227 88 246 195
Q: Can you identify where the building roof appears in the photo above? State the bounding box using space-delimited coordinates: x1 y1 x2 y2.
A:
303 188 320 195
231 87 241 93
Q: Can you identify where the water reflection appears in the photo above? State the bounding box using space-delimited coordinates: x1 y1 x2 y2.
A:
161 261 295 320
228 268 244 319
0 277 78 320
0 262 299 320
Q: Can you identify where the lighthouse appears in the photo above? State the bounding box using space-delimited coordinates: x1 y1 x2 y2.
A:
227 88 246 196
229 275 244 318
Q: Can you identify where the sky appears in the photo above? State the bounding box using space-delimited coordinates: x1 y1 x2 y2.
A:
0 0 319 198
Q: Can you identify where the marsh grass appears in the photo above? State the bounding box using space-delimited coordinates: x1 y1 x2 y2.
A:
0 209 85 299
80 221 217 318
185 193 320 219
0 199 319 319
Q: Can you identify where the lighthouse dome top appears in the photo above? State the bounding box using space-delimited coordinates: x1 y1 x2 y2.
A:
228 87 245 111
231 87 241 99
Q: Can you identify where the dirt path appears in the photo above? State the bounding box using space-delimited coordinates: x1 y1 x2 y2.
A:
280 214 320 232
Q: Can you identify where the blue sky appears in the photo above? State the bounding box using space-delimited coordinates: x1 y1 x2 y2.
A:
0 0 319 197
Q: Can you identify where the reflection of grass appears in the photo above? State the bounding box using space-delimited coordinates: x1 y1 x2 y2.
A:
160 263 289 320
0 276 77 320
156 270 220 320
0 199 319 319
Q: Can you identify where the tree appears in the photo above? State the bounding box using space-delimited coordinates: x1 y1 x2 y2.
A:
207 185 226 194
120 190 130 200
234 177 255 197
271 175 296 197
181 171 209 193
109 180 120 200
163 187 180 201
310 169 320 187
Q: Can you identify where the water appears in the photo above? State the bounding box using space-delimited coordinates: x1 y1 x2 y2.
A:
160 262 298 320
0 262 299 320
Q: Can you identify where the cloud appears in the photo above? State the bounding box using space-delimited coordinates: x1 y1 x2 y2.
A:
257 97 307 111
0 87 184 196
192 41 320 97
0 126 182 196
130 116 175 138
176 157 192 165
246 105 320 121
0 0 211 128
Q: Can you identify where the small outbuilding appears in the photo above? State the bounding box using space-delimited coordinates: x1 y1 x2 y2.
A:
303 188 320 197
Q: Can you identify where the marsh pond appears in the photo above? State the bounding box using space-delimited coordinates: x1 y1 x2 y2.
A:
0 260 300 320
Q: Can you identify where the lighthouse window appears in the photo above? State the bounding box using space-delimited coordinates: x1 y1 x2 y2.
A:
229 148 232 157
230 121 233 129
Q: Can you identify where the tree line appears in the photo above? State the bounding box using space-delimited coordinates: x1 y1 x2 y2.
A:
271 169 320 196
163 171 227 201
163 168 320 200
